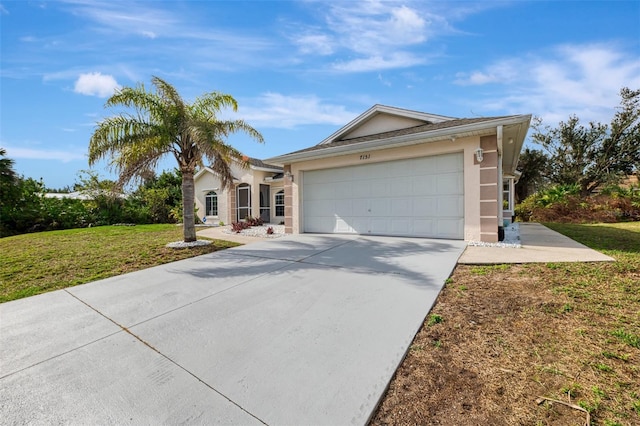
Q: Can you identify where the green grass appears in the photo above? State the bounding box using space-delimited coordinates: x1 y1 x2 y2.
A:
539 222 640 423
0 225 239 303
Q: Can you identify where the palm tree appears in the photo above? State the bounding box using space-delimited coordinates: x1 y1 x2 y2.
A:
89 76 263 242
0 148 17 186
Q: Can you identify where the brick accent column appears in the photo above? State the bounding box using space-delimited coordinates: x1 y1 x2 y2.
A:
228 185 236 224
479 135 499 243
284 165 293 234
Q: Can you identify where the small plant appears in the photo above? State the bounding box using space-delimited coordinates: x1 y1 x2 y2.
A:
578 399 599 413
218 221 224 226
427 314 443 326
592 386 607 399
560 382 581 399
245 216 264 226
444 277 453 284
594 363 613 373
602 351 629 361
432 339 442 348
231 221 250 233
560 303 573 313
266 226 274 235
410 344 425 352
611 328 640 349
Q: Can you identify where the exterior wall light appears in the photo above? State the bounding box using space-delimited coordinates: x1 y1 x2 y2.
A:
285 171 293 182
475 148 484 163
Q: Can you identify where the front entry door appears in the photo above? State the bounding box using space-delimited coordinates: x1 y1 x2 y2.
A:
259 184 270 223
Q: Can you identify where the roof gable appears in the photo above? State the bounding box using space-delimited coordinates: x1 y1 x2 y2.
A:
319 104 456 145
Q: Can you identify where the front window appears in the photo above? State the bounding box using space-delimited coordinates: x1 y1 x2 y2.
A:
503 179 512 211
205 191 218 216
275 190 285 217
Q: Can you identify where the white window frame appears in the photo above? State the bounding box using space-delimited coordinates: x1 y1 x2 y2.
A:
274 189 285 217
205 191 218 216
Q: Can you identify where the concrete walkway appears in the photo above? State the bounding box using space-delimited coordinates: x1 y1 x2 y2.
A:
197 225 284 245
459 223 614 264
0 234 466 425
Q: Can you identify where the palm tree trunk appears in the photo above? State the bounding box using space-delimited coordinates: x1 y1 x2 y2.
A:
181 169 197 242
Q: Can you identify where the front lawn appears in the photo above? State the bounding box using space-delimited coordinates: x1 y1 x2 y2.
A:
0 225 238 303
373 222 640 425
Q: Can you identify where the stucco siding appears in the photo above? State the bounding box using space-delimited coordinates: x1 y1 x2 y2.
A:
341 114 428 140
287 135 486 241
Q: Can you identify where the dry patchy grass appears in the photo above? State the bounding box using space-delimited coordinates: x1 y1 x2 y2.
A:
372 222 640 426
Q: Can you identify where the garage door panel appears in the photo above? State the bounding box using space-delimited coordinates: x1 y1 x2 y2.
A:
370 219 390 234
303 153 464 239
413 219 434 236
389 177 413 197
413 175 437 196
351 218 369 234
370 198 391 216
352 180 372 198
352 200 369 216
436 154 463 173
436 219 464 239
305 216 334 233
334 218 354 233
386 159 414 177
334 199 353 216
437 197 464 217
306 200 336 217
391 198 412 216
335 182 353 199
412 197 437 216
304 183 332 200
436 173 463 194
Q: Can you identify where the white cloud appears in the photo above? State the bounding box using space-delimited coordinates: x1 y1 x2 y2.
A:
234 93 359 129
4 145 86 163
455 59 520 85
291 1 442 73
332 53 425 72
294 33 334 55
74 72 120 97
455 43 640 124
62 0 177 39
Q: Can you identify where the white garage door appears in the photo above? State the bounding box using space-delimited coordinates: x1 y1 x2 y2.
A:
303 153 464 239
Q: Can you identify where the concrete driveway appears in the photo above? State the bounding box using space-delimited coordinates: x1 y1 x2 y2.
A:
0 234 465 425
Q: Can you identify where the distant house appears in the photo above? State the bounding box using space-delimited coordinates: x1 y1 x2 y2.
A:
193 158 284 225
266 104 532 243
44 191 95 200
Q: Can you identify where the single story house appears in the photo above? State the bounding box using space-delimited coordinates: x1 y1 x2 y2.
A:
265 105 531 243
194 158 284 225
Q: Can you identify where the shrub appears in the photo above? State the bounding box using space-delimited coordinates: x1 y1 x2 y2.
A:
245 216 264 226
515 184 640 223
231 221 250 233
266 226 274 235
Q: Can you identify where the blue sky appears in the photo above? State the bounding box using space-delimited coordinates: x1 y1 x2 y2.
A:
1 0 639 189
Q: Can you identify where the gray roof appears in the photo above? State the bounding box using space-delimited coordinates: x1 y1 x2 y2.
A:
282 116 514 156
247 157 283 171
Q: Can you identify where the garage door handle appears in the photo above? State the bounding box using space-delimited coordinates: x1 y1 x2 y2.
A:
368 209 371 212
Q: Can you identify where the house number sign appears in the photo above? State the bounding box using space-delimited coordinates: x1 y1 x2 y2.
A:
359 154 371 160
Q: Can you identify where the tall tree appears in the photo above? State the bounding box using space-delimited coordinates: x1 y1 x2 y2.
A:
0 148 17 187
515 148 549 201
89 76 263 242
531 87 640 196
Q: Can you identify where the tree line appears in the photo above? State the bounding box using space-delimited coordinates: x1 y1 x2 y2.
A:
0 163 184 237
516 87 640 222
